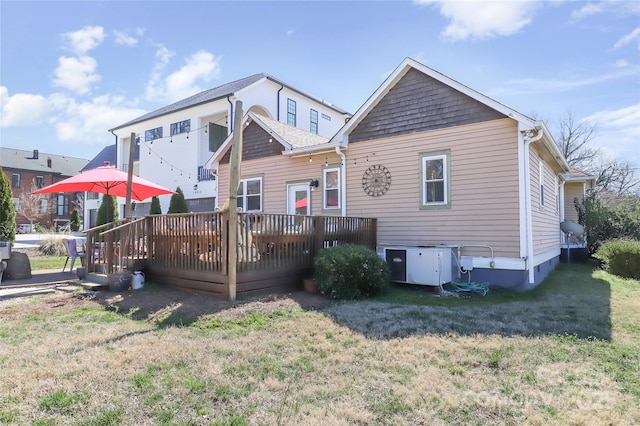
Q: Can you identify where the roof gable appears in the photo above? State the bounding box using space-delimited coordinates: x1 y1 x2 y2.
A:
349 67 507 143
205 112 330 169
333 57 536 144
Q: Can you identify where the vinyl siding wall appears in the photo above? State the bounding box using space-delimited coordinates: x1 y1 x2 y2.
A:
346 118 521 258
217 153 344 215
529 147 562 256
563 182 584 223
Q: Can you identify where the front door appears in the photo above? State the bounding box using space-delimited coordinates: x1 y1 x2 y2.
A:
287 183 310 215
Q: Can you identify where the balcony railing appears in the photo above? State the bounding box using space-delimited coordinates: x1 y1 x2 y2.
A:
198 166 216 182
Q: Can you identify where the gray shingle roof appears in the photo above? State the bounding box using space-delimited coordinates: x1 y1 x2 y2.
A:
1 147 90 176
110 73 350 131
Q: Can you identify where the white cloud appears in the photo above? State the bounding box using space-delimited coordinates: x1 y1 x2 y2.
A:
571 0 640 21
498 66 640 94
146 50 222 103
0 87 50 126
416 0 540 41
582 104 640 166
571 2 604 20
613 27 640 50
145 44 176 102
52 56 101 95
49 94 146 145
1 87 145 151
113 28 143 47
61 26 105 55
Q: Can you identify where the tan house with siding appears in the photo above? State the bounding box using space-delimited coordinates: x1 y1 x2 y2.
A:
208 58 581 290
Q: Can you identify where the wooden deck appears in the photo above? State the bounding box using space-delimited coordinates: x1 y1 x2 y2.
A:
84 212 376 299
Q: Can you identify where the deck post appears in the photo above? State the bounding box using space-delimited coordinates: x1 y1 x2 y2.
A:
227 101 244 301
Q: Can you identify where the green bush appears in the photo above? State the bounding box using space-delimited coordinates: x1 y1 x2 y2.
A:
576 194 640 254
97 194 119 225
594 239 640 279
313 244 390 300
0 166 16 242
168 187 188 214
70 208 81 232
150 196 162 215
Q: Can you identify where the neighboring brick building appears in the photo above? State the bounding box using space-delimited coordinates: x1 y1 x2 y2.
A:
1 148 90 231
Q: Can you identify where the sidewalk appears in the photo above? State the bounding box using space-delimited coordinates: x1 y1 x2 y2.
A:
0 269 81 299
1 268 80 288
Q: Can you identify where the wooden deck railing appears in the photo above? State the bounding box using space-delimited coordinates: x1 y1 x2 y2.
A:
85 212 376 293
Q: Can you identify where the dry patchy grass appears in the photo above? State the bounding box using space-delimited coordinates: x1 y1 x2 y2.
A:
0 263 638 425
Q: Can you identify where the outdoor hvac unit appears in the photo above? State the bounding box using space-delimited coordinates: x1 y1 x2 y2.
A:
384 246 453 286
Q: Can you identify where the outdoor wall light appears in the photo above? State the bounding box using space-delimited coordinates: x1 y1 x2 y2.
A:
193 184 198 191
309 179 319 191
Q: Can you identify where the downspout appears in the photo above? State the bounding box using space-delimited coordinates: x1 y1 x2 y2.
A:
559 177 566 245
276 84 284 121
227 96 234 131
523 128 544 284
335 146 346 217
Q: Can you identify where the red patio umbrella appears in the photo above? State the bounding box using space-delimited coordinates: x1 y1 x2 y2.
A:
33 161 174 201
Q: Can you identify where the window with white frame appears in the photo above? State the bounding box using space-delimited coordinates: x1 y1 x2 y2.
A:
35 176 44 189
310 109 318 134
87 191 99 200
145 126 163 141
323 167 340 209
237 177 263 212
287 99 297 126
170 119 190 136
11 173 20 188
421 151 450 207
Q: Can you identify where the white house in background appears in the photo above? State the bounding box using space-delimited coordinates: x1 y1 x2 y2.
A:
108 74 351 216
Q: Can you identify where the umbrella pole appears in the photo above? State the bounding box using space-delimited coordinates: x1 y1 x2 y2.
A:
124 132 136 219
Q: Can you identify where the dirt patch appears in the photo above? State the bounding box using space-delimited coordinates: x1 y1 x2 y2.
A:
1 285 332 325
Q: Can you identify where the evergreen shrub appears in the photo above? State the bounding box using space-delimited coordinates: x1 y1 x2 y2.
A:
594 239 640 280
313 244 390 299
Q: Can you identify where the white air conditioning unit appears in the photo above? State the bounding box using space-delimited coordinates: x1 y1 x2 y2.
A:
384 246 453 286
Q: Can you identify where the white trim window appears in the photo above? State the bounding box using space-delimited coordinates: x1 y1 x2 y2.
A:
421 152 449 208
323 167 340 210
287 99 297 126
237 177 263 212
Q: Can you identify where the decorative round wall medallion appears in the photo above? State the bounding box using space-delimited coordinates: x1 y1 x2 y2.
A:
362 164 391 197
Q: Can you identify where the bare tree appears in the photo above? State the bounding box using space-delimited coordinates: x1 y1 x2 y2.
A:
15 179 54 228
595 159 640 197
554 111 639 197
556 111 599 169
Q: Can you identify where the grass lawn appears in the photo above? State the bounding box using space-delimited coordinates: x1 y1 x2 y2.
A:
0 262 638 425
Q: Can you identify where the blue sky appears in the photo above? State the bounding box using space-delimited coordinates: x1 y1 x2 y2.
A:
1 1 639 169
